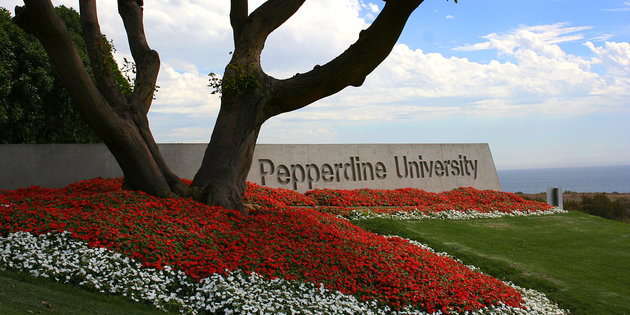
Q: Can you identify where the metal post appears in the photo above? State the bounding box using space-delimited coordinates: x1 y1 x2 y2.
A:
546 187 563 209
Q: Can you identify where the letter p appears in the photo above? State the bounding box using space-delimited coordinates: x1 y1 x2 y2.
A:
258 159 274 185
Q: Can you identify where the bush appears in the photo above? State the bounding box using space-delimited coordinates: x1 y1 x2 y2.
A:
573 194 628 222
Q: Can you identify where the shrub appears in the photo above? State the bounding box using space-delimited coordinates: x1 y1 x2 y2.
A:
574 194 628 222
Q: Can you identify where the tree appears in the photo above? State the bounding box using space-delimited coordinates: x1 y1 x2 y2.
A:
0 6 102 143
12 0 450 212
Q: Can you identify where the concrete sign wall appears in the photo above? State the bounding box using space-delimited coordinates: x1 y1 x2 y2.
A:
0 143 501 192
248 144 501 193
0 144 207 191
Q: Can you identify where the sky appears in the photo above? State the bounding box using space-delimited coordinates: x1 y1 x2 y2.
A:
4 0 630 170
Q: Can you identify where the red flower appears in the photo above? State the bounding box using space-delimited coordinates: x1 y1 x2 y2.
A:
0 178 527 312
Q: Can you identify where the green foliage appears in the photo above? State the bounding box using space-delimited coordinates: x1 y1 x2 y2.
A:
579 193 628 221
563 199 580 211
51 7 136 97
119 57 136 95
514 192 544 202
223 63 259 96
207 72 222 96
564 193 629 222
207 61 259 98
0 6 141 144
109 42 158 99
0 7 100 143
104 39 134 96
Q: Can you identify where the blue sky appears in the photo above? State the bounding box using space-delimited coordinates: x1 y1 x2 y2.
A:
4 0 630 170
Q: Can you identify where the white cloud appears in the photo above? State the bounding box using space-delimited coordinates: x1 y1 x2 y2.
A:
586 41 630 75
150 62 220 116
602 1 630 12
589 34 614 42
143 0 373 128
259 119 340 143
163 127 212 143
4 0 232 72
267 23 628 127
261 0 369 78
5 2 628 151
368 3 380 13
4 0 372 141
446 15 454 20
455 23 592 56
359 1 380 13
139 1 233 73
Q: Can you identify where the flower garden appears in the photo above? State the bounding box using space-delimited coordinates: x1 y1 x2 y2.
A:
1 178 567 314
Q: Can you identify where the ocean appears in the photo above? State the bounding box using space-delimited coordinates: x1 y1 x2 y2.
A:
497 165 630 193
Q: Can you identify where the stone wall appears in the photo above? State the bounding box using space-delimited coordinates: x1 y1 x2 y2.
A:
0 143 501 192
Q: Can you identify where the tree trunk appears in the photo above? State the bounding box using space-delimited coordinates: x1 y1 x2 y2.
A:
192 93 265 213
104 119 177 198
191 0 426 212
13 0 187 199
15 0 428 213
116 114 189 197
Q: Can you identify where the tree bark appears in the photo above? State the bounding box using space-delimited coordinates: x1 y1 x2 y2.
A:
15 0 428 213
192 0 425 210
192 104 262 213
13 0 184 198
192 67 271 213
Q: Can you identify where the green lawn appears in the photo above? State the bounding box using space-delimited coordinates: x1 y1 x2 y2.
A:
0 269 163 314
353 211 630 315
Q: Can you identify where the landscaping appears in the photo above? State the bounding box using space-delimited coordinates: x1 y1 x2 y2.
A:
2 178 566 313
354 213 630 314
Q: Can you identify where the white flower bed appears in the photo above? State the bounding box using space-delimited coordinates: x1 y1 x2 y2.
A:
346 207 567 220
0 231 567 314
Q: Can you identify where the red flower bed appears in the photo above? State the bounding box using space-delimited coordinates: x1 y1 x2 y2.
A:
306 187 552 215
0 178 525 312
244 182 317 208
306 188 443 207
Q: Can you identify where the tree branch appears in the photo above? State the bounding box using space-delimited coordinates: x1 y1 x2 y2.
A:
118 0 159 115
267 0 424 117
235 0 305 57
230 0 247 43
13 0 124 141
79 0 127 110
14 0 185 200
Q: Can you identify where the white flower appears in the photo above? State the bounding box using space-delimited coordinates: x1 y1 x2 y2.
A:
0 229 568 314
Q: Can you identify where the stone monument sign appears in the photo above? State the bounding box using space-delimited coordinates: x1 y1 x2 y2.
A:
247 143 501 193
0 143 501 192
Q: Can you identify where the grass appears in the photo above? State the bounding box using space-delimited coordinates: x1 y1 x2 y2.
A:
0 269 162 314
353 211 630 315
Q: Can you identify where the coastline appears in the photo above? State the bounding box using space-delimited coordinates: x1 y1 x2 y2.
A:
498 165 630 194
521 192 630 203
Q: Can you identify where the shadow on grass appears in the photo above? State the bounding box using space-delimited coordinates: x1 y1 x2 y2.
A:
0 269 163 314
